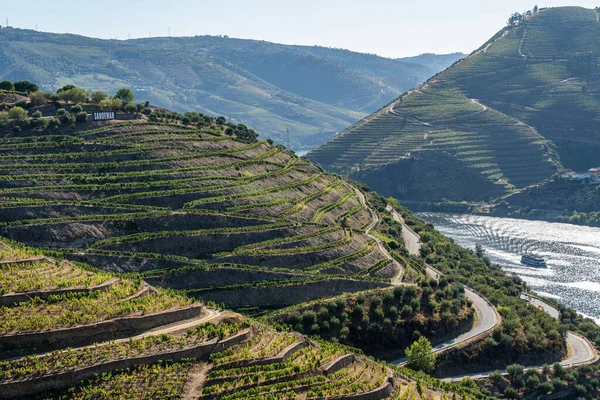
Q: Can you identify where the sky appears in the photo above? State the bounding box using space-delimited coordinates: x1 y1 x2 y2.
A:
2 1 600 58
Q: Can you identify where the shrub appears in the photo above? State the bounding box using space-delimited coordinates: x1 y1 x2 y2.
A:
489 371 503 385
301 310 316 327
539 381 554 394
393 286 404 299
48 118 60 129
525 374 540 390
401 305 413 317
357 293 366 304
30 117 47 130
503 387 518 399
32 110 43 118
76 112 88 123
29 91 47 106
124 103 137 114
370 295 382 308
8 107 28 121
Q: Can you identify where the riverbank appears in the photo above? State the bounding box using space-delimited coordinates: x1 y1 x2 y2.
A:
417 212 600 325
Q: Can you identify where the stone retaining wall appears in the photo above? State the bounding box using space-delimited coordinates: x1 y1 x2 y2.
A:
330 381 394 400
0 304 203 359
324 354 356 375
0 329 251 400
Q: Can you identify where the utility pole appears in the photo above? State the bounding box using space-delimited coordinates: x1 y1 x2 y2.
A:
35 24 38 31
168 26 171 37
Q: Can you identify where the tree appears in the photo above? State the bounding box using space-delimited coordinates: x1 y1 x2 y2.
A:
506 364 524 383
0 81 14 91
8 107 28 121
59 88 87 104
100 98 123 110
13 81 39 93
533 5 538 13
405 336 436 373
57 85 77 93
507 12 523 26
90 91 107 104
475 244 485 258
115 88 134 104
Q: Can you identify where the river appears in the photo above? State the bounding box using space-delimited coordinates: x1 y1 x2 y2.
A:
417 213 600 324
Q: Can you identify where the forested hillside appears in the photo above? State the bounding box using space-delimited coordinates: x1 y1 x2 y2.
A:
309 6 600 204
0 28 462 151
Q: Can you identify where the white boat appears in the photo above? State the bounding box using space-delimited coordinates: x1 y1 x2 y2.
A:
521 254 547 268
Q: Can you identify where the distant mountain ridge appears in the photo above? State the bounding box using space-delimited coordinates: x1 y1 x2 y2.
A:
0 28 463 150
309 6 600 204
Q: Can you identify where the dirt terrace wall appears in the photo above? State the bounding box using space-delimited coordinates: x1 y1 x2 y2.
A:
146 267 303 290
0 278 118 307
196 279 389 309
66 252 195 273
1 329 251 400
0 304 202 359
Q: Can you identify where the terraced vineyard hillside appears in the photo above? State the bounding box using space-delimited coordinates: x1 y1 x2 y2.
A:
309 6 600 203
1 240 471 400
0 106 406 313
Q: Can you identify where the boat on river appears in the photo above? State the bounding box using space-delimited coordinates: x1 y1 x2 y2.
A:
521 254 547 268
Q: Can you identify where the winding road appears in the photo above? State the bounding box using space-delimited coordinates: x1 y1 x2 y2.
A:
520 295 597 368
354 201 595 377
355 189 405 283
377 204 499 364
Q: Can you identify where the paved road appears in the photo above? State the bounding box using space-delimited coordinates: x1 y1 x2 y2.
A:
385 205 420 257
390 287 498 365
383 207 499 365
520 295 596 368
443 296 598 381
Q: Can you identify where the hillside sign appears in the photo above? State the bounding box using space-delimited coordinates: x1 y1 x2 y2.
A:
92 111 116 121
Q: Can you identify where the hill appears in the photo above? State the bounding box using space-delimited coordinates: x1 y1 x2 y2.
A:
308 6 600 204
1 240 462 400
0 27 463 151
2 84 599 398
0 95 491 399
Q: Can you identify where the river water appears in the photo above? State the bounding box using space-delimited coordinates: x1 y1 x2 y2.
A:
417 213 600 324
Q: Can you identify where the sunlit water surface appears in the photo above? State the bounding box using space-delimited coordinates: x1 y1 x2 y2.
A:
418 213 600 324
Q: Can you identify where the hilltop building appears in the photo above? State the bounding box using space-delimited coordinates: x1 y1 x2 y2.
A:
561 168 600 182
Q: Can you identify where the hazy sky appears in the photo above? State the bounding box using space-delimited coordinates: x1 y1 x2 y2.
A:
2 1 599 58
